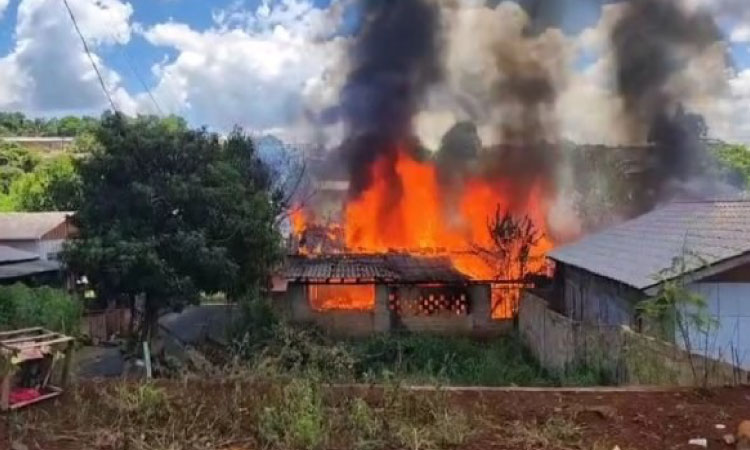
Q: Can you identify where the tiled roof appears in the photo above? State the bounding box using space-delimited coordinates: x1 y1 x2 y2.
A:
283 253 470 283
0 212 73 240
548 200 750 290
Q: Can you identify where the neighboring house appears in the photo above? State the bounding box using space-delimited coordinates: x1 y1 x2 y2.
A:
547 200 750 369
0 244 60 284
273 253 506 336
0 212 75 261
0 136 74 152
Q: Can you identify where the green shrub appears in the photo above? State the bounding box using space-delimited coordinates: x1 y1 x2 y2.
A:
248 324 356 381
0 283 82 334
112 383 170 423
258 377 327 449
349 333 550 386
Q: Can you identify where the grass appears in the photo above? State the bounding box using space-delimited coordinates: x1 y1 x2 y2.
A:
497 415 584 450
348 333 553 386
242 326 610 387
10 376 475 450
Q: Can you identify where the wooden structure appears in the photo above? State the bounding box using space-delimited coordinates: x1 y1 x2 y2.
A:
0 327 74 411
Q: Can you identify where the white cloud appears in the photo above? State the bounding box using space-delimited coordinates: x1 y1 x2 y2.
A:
0 0 10 18
139 0 348 143
731 25 750 43
0 0 137 115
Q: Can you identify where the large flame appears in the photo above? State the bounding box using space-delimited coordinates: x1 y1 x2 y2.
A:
292 143 554 318
343 144 553 279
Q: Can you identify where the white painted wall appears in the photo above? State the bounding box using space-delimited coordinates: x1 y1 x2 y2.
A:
684 283 750 370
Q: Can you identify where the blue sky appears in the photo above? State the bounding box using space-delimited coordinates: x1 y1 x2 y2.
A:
0 0 749 144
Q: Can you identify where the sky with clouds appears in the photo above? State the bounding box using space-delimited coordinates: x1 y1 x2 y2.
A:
0 0 749 146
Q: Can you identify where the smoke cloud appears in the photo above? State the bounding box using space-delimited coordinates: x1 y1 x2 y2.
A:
610 0 723 182
340 0 443 196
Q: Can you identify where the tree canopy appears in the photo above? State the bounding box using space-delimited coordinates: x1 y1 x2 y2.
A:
62 113 282 338
0 142 81 211
714 144 750 188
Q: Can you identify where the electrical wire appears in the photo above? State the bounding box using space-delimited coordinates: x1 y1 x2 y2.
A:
62 0 119 112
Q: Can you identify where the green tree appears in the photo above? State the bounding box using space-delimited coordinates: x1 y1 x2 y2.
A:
714 144 750 188
0 142 40 193
8 155 82 211
0 112 99 136
62 113 282 341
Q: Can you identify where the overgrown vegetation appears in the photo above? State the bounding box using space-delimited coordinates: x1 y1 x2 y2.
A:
226 305 603 387
11 376 473 450
0 283 82 334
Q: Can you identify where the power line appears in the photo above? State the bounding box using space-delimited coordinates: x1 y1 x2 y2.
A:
118 46 165 116
62 0 118 112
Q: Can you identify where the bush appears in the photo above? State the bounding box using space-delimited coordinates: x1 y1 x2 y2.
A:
349 333 550 386
0 284 82 334
112 383 170 423
258 377 327 449
254 325 357 381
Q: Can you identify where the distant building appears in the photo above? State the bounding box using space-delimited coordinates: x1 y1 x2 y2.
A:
0 212 76 261
0 136 74 152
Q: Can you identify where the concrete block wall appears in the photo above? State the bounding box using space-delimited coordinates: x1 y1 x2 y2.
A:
518 292 576 372
519 291 749 386
283 282 511 338
373 284 391 332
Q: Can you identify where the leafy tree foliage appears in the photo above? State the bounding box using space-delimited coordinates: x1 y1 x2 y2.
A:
714 144 750 188
63 113 282 339
0 112 99 137
0 142 41 192
0 142 81 211
8 156 82 211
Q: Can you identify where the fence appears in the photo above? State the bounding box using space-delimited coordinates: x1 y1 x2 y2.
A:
81 308 131 343
518 292 748 386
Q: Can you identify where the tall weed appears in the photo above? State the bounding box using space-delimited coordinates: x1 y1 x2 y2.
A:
0 283 82 334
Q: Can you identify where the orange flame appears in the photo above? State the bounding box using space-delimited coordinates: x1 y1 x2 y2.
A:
292 143 554 318
344 144 553 280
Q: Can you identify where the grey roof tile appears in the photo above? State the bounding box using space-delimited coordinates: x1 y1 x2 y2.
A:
548 201 750 290
283 253 469 283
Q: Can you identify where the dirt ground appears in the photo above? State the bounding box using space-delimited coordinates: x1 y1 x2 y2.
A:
2 382 749 450
455 387 750 450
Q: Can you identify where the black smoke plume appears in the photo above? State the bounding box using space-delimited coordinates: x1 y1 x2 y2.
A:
339 0 443 197
611 0 722 184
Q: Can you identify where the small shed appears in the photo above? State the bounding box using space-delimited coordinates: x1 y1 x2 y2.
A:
274 253 507 336
547 200 750 369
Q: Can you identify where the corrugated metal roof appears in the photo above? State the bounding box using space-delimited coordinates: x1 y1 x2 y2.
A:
548 200 750 290
0 259 60 280
0 212 73 240
283 253 469 283
0 245 39 264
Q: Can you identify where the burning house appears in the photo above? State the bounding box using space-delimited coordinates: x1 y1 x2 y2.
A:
274 253 509 336
272 0 739 339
